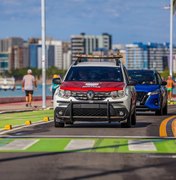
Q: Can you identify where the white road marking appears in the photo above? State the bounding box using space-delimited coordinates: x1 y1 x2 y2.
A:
65 139 95 150
0 139 39 150
1 135 175 139
128 140 157 151
147 155 176 158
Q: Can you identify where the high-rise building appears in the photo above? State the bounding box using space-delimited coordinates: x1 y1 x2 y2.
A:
29 44 41 68
0 37 23 52
126 43 148 69
0 37 24 72
62 42 71 70
148 43 171 72
10 46 29 70
0 52 9 73
39 39 63 69
71 33 112 61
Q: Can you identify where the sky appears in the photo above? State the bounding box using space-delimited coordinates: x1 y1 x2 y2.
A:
0 0 175 44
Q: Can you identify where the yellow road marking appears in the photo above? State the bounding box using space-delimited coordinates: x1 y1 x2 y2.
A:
159 116 176 137
172 120 176 137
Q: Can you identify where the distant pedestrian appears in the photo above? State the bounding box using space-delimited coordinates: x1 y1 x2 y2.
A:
50 74 61 99
22 69 37 107
166 75 175 101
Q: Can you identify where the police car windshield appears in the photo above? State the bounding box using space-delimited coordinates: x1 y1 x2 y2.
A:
65 66 123 82
128 70 157 85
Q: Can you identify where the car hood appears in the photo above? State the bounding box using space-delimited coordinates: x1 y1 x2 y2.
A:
135 84 160 92
60 81 125 92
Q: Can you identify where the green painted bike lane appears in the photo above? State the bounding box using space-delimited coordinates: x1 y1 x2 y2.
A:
0 138 176 154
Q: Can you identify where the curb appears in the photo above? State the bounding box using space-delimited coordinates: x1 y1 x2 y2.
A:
0 119 53 135
0 107 53 114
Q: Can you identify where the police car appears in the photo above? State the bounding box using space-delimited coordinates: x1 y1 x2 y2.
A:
53 53 137 127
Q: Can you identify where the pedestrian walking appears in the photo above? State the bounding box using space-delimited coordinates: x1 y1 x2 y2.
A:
166 75 175 102
22 69 37 107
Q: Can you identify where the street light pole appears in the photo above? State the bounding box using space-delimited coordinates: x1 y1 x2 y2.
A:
170 0 173 77
41 0 46 108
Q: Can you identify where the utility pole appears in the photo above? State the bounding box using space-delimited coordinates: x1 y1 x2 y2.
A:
170 0 173 77
41 0 46 108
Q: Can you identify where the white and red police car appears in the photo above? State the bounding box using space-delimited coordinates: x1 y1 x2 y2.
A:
53 53 137 127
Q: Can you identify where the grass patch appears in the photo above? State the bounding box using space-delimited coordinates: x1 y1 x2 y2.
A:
0 109 54 129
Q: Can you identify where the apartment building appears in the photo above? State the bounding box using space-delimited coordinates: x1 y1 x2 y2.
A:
126 43 148 69
71 33 112 61
0 52 9 73
0 37 24 72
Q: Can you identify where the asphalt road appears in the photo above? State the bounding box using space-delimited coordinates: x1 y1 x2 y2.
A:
0 106 176 180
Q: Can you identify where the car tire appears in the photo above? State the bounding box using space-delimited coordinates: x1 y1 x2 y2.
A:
131 108 136 125
155 100 163 115
121 113 132 128
54 120 64 128
155 106 163 115
163 103 168 115
54 110 65 128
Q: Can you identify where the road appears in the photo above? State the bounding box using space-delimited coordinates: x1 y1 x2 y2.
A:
0 106 176 180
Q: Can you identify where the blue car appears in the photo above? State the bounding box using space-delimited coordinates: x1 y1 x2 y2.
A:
128 69 167 115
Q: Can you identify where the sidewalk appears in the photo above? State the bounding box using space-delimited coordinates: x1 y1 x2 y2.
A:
0 99 53 113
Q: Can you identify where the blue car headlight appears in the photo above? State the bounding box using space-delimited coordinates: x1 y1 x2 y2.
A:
148 89 160 96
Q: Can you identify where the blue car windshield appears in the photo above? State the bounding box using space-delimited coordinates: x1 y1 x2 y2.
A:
65 66 123 82
128 70 157 85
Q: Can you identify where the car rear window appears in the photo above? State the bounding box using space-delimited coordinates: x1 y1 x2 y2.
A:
65 66 123 82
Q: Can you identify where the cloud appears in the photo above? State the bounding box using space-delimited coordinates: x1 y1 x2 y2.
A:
0 0 40 21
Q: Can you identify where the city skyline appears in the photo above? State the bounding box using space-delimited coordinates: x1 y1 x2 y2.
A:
0 0 176 44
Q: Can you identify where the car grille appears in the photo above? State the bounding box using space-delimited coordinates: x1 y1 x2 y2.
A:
137 92 148 105
72 104 125 117
73 108 107 116
72 91 110 100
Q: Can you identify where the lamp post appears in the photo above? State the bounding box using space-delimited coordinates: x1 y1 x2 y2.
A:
164 0 174 77
41 0 46 109
170 0 173 77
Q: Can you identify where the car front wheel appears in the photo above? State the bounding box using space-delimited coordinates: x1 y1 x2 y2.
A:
121 113 132 128
54 110 65 127
163 103 168 115
131 108 136 125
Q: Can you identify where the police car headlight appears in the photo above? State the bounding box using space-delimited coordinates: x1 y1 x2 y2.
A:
148 89 160 95
56 89 71 98
111 90 125 99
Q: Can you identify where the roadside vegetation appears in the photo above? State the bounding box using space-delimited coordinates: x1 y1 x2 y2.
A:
0 66 67 81
0 109 54 129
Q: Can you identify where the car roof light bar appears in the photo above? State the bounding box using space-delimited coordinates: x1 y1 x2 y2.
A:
73 53 123 65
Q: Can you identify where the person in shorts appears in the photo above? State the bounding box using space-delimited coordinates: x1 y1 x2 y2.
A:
22 69 37 107
166 75 175 101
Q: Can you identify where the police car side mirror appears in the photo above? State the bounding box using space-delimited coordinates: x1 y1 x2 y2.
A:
128 80 137 86
53 78 62 85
